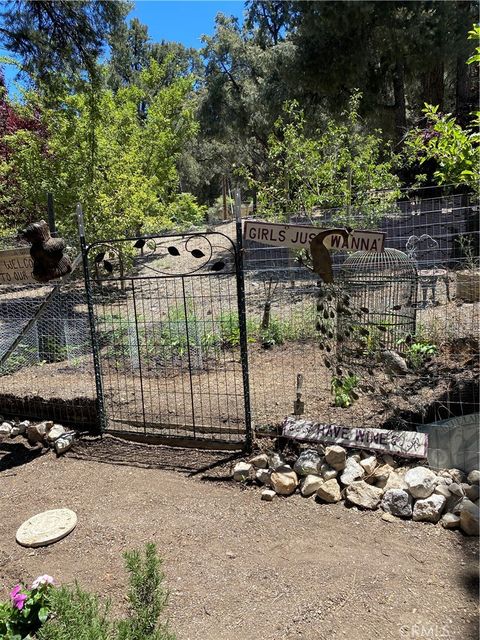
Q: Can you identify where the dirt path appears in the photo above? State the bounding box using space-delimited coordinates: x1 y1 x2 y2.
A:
0 447 478 640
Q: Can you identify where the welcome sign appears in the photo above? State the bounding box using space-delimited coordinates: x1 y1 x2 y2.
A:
244 221 385 253
282 416 428 459
0 248 35 286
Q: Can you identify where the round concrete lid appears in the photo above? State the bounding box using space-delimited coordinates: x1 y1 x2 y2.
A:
16 508 77 547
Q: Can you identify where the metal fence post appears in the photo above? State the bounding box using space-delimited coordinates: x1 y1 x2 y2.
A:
234 188 253 452
77 203 107 434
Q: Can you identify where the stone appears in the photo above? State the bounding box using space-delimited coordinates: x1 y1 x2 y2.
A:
404 467 437 498
340 457 365 486
447 468 466 484
368 464 391 486
467 470 480 485
383 470 408 491
360 455 377 476
351 454 361 462
316 478 342 503
26 421 53 445
261 489 276 502
381 489 413 517
324 445 347 471
294 449 322 476
382 513 397 523
441 513 461 529
46 424 66 443
412 494 446 523
434 485 452 499
320 463 338 481
435 475 453 486
10 426 21 437
54 434 74 455
451 497 471 515
0 422 12 439
268 452 285 470
255 468 271 485
300 475 324 497
346 481 383 510
466 484 480 502
459 500 479 536
233 462 252 482
448 482 465 497
270 465 298 496
16 508 77 547
249 453 269 469
382 453 398 468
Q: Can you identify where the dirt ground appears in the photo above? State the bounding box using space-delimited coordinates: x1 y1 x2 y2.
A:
0 440 478 640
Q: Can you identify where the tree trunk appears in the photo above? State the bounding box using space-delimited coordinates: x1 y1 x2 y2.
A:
421 63 445 110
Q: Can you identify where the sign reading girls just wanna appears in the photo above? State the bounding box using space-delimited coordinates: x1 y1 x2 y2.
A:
243 221 385 253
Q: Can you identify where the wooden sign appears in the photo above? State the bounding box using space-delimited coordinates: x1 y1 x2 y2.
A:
0 248 34 286
282 416 428 459
244 221 385 253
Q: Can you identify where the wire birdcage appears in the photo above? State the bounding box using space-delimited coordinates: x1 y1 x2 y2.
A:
337 248 418 358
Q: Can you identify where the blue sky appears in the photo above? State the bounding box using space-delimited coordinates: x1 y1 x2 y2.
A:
2 1 245 94
130 1 245 48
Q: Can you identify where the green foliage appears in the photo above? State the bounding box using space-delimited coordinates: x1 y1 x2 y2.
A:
37 585 112 640
117 543 174 640
36 544 174 640
0 578 54 640
250 94 400 226
405 104 480 194
331 375 359 408
467 24 480 65
398 337 438 370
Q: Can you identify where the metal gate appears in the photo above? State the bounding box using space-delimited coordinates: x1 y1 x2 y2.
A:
82 228 252 451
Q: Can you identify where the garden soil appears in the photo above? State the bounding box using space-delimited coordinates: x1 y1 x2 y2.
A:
0 442 478 640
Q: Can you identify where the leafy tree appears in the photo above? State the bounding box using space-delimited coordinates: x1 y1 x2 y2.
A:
249 93 400 226
0 0 130 82
0 59 205 241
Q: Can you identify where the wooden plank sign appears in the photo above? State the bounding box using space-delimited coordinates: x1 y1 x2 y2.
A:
244 221 385 253
282 416 428 459
0 248 35 286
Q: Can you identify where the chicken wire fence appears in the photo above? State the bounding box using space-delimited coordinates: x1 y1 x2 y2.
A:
0 190 478 443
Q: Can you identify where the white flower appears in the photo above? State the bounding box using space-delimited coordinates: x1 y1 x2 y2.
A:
31 574 55 589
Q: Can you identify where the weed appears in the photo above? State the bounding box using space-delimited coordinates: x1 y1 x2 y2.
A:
331 374 359 408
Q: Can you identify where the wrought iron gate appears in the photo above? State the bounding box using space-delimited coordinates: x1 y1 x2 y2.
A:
83 229 252 450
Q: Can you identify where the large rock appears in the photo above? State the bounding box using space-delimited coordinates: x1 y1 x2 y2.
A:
255 468 271 485
405 467 437 498
448 482 465 497
441 513 460 529
340 457 365 486
466 484 480 502
368 464 391 487
324 445 347 471
293 449 322 477
320 463 338 481
346 481 383 510
249 453 269 469
54 433 74 455
467 470 480 485
381 489 413 518
0 422 12 440
46 424 66 443
300 475 324 497
383 470 408 491
412 494 446 523
360 455 377 476
382 453 398 469
447 468 466 484
233 462 252 482
268 452 285 470
26 421 53 445
270 465 298 496
316 478 342 503
459 500 479 536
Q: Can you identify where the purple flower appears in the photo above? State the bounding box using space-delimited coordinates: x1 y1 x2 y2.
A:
10 584 27 610
31 574 54 589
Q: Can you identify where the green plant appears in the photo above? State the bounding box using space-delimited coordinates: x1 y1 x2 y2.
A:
398 337 438 370
331 374 359 408
0 575 54 639
259 316 285 348
456 235 479 272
